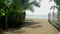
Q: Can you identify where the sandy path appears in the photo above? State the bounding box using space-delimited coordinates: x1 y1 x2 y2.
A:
10 19 59 34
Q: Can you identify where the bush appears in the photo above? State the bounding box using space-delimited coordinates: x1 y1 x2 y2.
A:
0 11 26 30
7 12 26 28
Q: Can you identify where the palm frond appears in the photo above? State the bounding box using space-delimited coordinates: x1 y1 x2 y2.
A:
50 6 59 10
23 0 40 11
26 5 34 11
28 0 40 7
49 0 52 2
12 0 40 11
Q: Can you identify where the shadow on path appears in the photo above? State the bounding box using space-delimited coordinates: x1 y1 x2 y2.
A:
23 21 42 28
7 19 42 31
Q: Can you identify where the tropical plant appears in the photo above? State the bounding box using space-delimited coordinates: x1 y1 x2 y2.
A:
50 0 60 22
50 6 59 21
50 0 60 31
8 0 40 28
0 0 40 31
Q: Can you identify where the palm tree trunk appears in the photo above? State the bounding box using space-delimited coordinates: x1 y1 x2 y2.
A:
6 16 8 31
58 11 59 23
5 10 8 31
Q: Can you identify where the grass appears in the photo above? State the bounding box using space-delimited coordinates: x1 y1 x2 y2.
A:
4 31 12 34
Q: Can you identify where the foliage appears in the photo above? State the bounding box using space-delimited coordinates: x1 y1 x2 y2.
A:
0 0 40 30
49 0 60 30
50 0 60 21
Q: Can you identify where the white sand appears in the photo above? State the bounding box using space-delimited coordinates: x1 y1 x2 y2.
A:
10 18 59 34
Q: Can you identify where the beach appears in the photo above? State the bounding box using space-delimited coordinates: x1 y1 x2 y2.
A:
9 18 59 34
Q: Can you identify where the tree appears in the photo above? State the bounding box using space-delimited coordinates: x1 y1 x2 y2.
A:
7 0 40 28
50 0 60 30
50 6 58 21
50 0 60 23
0 0 40 33
48 12 51 23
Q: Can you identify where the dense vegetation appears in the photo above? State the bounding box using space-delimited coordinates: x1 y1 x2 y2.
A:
0 0 40 31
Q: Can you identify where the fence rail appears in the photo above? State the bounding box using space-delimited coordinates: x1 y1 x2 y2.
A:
48 12 60 31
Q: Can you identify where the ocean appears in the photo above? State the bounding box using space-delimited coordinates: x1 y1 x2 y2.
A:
26 15 48 19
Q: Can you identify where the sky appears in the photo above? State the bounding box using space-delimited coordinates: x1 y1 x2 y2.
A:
26 0 57 18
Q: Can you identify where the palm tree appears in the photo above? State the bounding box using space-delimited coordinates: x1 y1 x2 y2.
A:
50 6 58 21
12 0 40 11
0 0 40 34
50 5 60 23
50 6 55 21
50 0 60 31
7 0 40 28
50 0 60 22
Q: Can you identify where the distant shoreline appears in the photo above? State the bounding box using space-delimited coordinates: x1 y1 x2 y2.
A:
26 18 48 19
26 15 48 19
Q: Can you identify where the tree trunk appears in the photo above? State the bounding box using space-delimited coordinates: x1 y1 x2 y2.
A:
0 29 4 34
58 11 59 23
